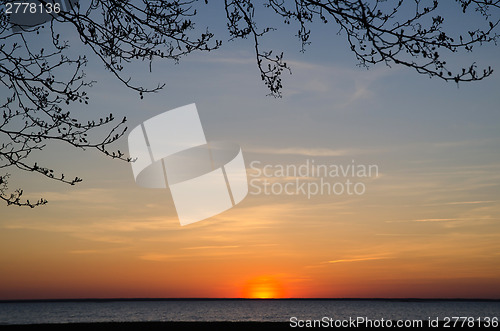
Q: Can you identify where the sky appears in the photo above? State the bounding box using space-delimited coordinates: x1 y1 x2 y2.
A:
0 1 499 300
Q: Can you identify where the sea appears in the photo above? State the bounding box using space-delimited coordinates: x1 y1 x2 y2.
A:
0 299 499 325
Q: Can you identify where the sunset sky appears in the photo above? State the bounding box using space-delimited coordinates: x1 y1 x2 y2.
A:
1 2 499 300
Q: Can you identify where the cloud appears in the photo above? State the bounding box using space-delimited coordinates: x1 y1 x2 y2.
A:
31 188 119 205
432 138 500 148
304 254 392 269
68 250 100 254
187 52 390 108
139 254 181 262
386 216 498 223
1 215 180 233
247 146 377 157
327 256 389 264
281 59 393 106
188 56 255 66
183 245 240 250
413 218 459 222
445 201 496 205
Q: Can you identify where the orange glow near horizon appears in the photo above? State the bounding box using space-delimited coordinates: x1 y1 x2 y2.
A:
1 157 500 300
241 276 285 299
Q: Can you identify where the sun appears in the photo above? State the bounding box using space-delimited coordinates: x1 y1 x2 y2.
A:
242 276 285 299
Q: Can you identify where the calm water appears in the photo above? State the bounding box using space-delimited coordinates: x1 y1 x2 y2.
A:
0 300 498 324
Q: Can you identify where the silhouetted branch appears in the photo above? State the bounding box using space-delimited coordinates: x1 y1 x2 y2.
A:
264 0 498 83
1 0 498 206
1 0 220 206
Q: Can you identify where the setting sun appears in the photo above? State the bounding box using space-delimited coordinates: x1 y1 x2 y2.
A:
242 276 285 299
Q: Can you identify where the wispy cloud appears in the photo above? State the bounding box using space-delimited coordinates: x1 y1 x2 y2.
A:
31 188 119 204
183 245 240 250
386 216 497 223
413 218 459 222
247 146 377 157
281 59 393 106
139 254 181 262
327 256 389 264
187 52 389 108
446 201 496 205
432 138 500 148
68 250 100 254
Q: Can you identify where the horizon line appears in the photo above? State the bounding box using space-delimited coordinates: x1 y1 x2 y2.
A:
1 297 499 303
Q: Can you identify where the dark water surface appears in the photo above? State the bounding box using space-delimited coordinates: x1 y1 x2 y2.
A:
0 299 498 324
